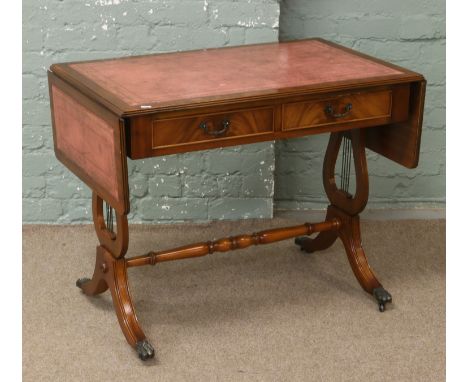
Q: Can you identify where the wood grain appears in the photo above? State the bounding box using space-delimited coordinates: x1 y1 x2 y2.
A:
92 192 128 259
323 129 369 215
77 246 152 358
365 80 426 168
126 220 340 267
152 106 274 150
282 89 393 131
127 83 415 160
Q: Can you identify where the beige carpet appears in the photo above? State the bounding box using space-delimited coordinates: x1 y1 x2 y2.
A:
23 218 445 381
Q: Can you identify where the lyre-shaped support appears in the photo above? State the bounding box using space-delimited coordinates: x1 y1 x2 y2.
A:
78 193 154 360
323 129 369 215
295 129 392 312
92 192 129 259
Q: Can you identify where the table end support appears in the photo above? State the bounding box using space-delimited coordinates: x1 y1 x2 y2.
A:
331 205 392 312
296 129 393 312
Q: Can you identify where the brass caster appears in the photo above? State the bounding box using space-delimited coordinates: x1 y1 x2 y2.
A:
373 287 392 312
294 237 310 252
136 339 155 361
76 278 91 289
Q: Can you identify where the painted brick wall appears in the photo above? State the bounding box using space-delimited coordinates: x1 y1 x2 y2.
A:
275 0 446 210
23 0 445 223
23 0 280 223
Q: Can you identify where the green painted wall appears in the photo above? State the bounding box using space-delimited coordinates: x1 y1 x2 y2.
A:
275 0 445 210
23 0 280 223
22 0 445 223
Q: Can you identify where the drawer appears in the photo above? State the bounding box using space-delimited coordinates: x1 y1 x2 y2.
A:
152 107 274 150
282 89 394 131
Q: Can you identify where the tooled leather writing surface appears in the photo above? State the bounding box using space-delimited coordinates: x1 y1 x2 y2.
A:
68 39 403 108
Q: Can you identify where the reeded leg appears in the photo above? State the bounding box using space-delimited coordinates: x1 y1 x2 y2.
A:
331 206 392 312
77 246 155 360
76 250 108 296
297 129 392 312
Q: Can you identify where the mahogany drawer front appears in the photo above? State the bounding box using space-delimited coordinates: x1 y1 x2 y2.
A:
127 85 411 159
282 89 394 131
152 107 274 150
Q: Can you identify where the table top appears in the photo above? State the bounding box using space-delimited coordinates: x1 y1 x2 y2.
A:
50 38 421 116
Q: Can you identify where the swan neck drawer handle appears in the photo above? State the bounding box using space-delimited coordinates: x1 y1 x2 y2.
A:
199 119 230 136
324 103 353 119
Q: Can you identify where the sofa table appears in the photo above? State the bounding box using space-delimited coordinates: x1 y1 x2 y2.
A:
48 38 426 361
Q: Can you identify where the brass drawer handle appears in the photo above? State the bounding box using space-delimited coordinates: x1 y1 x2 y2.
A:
199 119 230 137
324 103 353 119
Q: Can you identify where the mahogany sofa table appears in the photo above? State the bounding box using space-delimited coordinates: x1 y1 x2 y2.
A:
48 38 426 361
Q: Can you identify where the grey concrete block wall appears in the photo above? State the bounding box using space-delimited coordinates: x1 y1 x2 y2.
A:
23 0 279 223
276 0 446 210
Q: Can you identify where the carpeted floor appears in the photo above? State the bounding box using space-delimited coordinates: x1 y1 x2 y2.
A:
23 218 445 381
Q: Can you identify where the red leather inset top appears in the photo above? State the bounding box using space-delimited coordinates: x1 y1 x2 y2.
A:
69 39 403 107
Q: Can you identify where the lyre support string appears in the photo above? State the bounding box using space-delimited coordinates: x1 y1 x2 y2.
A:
105 202 114 234
340 135 352 194
346 136 351 192
345 136 350 192
340 135 346 191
